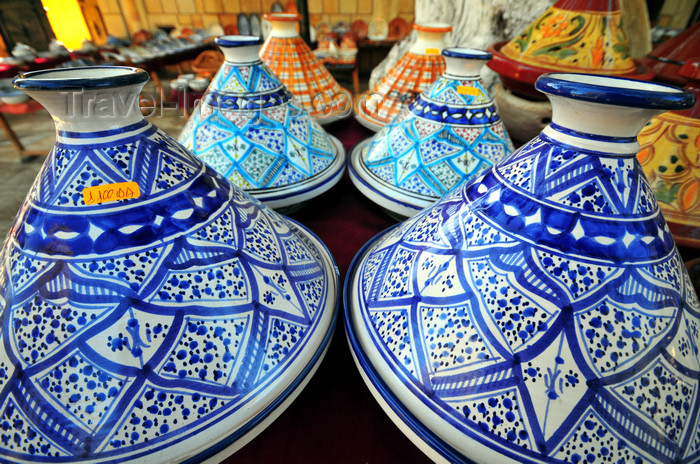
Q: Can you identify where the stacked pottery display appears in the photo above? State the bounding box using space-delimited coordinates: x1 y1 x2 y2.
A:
354 23 452 132
637 59 700 247
0 66 339 463
487 0 653 142
350 48 513 219
260 13 352 124
179 36 346 212
345 73 699 463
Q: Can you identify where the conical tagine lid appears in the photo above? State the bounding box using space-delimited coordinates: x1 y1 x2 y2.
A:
345 73 698 463
355 22 451 132
179 36 346 212
260 14 352 124
488 0 652 98
0 66 339 463
350 48 514 219
638 59 700 248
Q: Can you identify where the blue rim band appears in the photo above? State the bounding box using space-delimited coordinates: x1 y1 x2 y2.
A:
215 35 264 47
548 122 637 144
535 73 696 110
14 66 149 91
442 48 492 60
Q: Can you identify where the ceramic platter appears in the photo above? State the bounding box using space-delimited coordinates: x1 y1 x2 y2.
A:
251 134 346 210
353 93 385 132
315 88 353 125
348 138 427 218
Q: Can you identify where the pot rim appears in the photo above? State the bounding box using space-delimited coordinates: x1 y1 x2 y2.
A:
535 72 696 110
443 48 492 60
215 35 264 47
14 66 148 91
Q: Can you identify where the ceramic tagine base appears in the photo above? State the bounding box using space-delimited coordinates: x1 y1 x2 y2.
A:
488 39 652 101
487 0 653 100
179 36 346 212
353 94 388 133
345 73 699 463
486 0 653 143
0 66 339 463
350 49 513 219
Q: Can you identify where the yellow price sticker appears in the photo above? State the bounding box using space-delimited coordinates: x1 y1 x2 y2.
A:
457 85 480 96
425 48 440 55
83 181 141 205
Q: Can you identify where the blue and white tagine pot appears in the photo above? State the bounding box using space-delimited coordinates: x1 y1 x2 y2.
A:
0 66 339 463
349 48 514 219
345 73 699 463
179 36 346 212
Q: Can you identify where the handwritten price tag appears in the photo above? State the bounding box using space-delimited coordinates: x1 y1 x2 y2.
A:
83 182 141 205
425 48 440 55
457 85 480 96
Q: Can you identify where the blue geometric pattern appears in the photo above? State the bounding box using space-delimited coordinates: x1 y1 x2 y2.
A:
179 59 343 200
358 73 513 200
0 121 336 462
347 130 700 463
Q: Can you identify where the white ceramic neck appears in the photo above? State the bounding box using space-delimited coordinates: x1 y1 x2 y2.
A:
268 16 299 38
444 56 487 78
220 44 262 63
543 96 664 155
23 83 145 133
410 27 449 54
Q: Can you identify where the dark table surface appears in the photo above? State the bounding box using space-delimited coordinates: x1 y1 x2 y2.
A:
220 116 700 464
219 117 432 464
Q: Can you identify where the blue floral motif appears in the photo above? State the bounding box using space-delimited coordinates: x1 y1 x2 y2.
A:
0 121 337 462
346 129 700 463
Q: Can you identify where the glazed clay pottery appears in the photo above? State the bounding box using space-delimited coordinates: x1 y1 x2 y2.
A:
488 0 654 143
260 13 352 124
355 23 451 132
488 0 653 100
237 13 251 36
637 59 700 247
350 48 513 219
641 21 700 87
345 73 698 463
250 13 262 38
0 66 339 463
179 36 346 212
367 17 389 41
493 81 553 144
351 19 368 40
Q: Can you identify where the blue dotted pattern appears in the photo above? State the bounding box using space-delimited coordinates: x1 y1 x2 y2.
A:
0 122 335 462
350 132 700 463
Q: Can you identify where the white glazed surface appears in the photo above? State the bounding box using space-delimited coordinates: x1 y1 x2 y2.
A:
409 23 451 55
266 15 300 38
